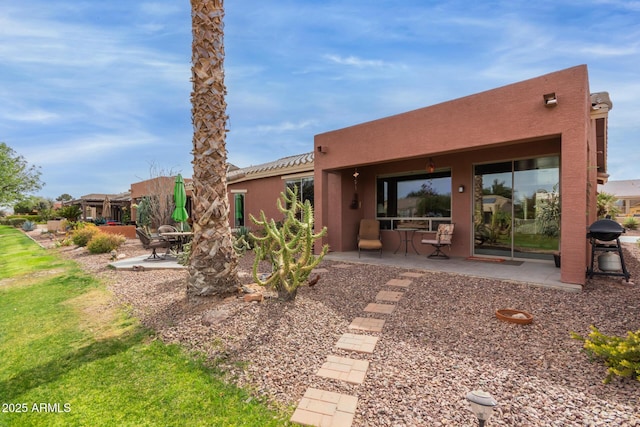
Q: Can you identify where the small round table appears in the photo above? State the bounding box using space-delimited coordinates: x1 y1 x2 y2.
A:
394 228 420 255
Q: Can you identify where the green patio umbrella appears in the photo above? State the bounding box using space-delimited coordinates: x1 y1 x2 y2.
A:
171 174 189 231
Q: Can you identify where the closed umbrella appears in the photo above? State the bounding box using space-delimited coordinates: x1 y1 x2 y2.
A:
102 195 111 220
171 174 189 231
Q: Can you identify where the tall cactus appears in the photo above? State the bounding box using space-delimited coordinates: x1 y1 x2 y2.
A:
250 187 328 301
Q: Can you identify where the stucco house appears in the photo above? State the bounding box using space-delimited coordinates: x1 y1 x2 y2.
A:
313 65 611 286
226 152 314 228
226 65 610 287
600 179 640 216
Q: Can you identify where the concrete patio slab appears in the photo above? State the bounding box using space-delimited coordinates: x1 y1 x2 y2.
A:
109 254 186 270
375 290 404 302
291 388 358 427
335 333 379 354
364 303 396 314
325 251 579 292
348 317 385 333
385 278 412 288
316 355 370 384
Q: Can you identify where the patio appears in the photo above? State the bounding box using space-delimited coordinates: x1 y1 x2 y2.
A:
325 251 576 292
110 245 575 291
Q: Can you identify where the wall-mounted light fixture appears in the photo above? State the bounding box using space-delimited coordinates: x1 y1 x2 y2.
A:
458 185 465 193
427 157 435 173
543 92 557 107
317 145 328 154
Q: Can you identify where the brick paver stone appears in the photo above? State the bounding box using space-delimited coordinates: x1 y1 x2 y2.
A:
400 272 425 278
316 355 370 384
335 333 379 353
375 290 404 302
386 278 412 287
364 302 396 314
290 387 358 427
348 317 385 332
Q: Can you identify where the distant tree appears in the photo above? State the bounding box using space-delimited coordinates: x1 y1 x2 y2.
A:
0 142 43 206
57 205 82 222
13 196 52 215
56 193 73 202
483 179 512 199
597 192 619 218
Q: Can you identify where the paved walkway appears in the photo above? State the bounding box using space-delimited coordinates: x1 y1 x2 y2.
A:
290 267 424 427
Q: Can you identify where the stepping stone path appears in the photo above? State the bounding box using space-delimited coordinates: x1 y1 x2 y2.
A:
291 267 425 426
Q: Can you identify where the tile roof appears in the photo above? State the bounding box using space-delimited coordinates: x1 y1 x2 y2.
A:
600 179 640 198
227 152 314 182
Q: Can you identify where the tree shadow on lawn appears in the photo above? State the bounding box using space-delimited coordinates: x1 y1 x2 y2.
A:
0 329 145 401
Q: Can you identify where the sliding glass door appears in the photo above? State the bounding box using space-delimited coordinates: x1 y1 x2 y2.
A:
474 156 560 261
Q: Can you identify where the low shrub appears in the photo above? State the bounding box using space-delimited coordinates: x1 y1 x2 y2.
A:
8 218 27 228
571 326 640 383
72 225 99 247
623 216 638 230
87 232 126 254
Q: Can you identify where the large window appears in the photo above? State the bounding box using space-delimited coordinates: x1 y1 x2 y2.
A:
376 171 452 230
285 177 314 207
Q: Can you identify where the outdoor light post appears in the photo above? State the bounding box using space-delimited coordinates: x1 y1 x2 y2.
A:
466 390 497 427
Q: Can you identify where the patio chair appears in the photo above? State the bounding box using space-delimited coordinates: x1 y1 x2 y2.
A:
421 223 455 259
136 228 172 260
158 224 180 249
357 219 383 258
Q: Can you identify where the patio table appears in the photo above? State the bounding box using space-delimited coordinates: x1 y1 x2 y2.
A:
394 228 420 256
160 231 193 252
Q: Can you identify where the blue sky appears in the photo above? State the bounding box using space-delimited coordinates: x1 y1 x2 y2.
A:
1 1 639 201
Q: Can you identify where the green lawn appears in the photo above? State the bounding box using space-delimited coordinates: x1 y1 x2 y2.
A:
0 226 292 426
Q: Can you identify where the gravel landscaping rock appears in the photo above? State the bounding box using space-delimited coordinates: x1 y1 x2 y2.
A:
31 230 640 426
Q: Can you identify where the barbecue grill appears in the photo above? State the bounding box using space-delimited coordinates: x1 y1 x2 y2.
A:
586 219 630 282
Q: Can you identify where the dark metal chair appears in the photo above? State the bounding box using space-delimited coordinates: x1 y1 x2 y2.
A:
136 228 172 260
421 223 455 259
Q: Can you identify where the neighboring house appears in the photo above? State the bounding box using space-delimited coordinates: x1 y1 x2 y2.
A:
226 152 314 228
599 179 640 216
314 65 610 286
130 176 193 228
65 192 131 222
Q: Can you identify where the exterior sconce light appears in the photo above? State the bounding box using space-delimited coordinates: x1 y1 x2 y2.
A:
543 93 557 107
466 390 497 427
458 185 465 193
317 145 328 154
427 157 435 173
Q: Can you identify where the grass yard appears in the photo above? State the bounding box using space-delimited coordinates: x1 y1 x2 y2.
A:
0 226 291 426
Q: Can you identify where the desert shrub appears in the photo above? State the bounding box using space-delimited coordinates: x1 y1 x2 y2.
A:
623 216 638 230
233 226 253 247
72 225 99 247
571 326 640 383
21 220 36 231
87 232 125 254
250 187 328 301
9 218 27 228
176 242 191 266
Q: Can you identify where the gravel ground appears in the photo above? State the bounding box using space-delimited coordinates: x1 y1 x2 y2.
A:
31 230 640 426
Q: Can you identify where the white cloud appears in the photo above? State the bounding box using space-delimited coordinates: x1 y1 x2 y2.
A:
324 54 392 69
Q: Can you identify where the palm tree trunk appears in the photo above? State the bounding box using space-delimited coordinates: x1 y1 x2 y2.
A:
188 0 238 296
